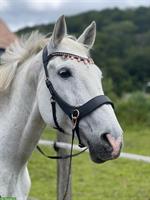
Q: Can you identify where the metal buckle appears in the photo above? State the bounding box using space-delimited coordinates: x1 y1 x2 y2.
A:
71 109 80 129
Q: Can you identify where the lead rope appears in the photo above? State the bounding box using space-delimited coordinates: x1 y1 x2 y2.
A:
62 129 75 200
62 108 80 200
62 109 80 200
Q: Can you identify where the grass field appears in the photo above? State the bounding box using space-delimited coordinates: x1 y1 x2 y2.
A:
28 126 150 200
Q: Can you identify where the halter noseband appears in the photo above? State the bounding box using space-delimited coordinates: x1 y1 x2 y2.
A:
42 46 114 147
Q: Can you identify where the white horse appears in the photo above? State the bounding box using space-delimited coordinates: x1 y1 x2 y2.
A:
0 16 123 199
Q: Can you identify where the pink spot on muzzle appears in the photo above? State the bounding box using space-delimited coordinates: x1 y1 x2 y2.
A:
106 134 122 158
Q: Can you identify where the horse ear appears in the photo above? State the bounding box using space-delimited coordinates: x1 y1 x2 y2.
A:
77 21 96 49
51 15 67 48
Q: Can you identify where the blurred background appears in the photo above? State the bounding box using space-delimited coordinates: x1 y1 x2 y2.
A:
0 0 150 200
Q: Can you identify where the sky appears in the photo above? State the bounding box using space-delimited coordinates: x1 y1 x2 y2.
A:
0 0 150 31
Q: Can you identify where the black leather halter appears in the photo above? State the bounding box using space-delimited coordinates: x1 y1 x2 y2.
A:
42 46 114 147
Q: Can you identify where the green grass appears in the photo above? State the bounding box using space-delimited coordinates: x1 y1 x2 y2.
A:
28 126 150 200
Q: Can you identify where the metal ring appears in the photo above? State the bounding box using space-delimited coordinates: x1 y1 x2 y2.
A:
72 109 80 119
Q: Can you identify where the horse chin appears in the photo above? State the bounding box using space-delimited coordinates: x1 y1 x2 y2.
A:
88 150 107 164
89 153 113 164
90 155 107 164
88 146 114 164
88 148 120 164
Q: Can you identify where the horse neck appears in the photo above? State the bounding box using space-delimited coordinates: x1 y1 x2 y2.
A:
0 53 46 166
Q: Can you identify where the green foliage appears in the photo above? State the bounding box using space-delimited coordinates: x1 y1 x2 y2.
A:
116 92 150 127
17 7 150 96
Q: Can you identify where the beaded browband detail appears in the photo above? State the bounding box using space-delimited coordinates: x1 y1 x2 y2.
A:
44 52 94 65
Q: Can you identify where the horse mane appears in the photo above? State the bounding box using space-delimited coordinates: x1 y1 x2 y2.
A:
0 31 86 92
0 31 47 92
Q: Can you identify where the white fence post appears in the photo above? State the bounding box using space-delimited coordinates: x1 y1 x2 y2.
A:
57 131 71 200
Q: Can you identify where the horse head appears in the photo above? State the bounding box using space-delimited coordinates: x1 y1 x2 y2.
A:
37 16 123 163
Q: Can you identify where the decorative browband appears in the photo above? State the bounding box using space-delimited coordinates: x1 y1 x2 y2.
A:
44 51 94 65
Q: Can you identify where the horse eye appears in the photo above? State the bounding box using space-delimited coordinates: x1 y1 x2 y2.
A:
58 68 72 79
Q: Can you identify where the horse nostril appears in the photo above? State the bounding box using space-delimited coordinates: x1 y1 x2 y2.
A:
100 133 113 152
102 133 122 158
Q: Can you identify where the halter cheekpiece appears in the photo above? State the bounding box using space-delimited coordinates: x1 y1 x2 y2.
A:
42 46 114 148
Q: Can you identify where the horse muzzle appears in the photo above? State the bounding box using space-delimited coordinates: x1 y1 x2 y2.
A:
88 133 123 164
